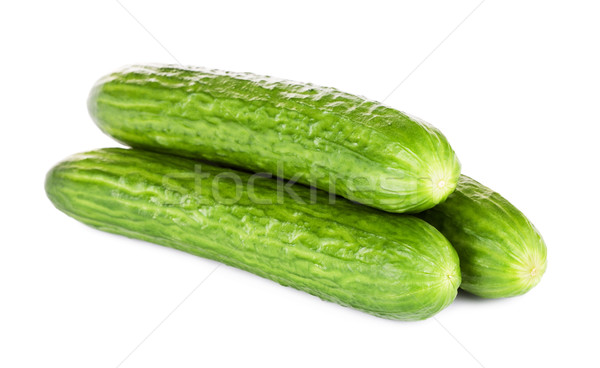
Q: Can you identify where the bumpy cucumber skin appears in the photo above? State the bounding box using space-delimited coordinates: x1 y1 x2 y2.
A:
417 175 547 298
45 148 460 321
88 64 461 213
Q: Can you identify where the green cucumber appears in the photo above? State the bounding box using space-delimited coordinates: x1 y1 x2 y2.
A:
87 64 461 213
45 148 461 320
417 175 547 298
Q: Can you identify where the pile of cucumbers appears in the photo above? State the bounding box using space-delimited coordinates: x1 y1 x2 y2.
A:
46 64 547 321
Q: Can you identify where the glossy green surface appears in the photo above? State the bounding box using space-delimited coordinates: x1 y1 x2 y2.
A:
45 148 461 320
418 175 547 298
88 64 461 213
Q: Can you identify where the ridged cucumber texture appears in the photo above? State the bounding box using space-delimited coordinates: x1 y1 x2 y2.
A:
88 64 461 213
418 175 547 298
45 148 461 320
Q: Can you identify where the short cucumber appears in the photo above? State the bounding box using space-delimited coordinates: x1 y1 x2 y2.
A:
88 64 461 213
45 148 461 320
417 175 547 298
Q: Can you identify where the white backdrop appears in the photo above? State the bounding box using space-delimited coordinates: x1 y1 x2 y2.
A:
1 1 598 367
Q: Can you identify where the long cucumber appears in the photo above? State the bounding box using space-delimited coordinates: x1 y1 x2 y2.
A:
45 148 461 320
88 64 461 213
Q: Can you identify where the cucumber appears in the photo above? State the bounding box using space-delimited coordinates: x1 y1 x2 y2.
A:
45 148 460 321
417 175 547 298
87 64 461 213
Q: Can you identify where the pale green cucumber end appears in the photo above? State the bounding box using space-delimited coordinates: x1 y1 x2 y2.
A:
446 269 462 291
418 160 461 211
460 241 547 299
513 243 547 294
435 240 462 311
429 169 459 204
